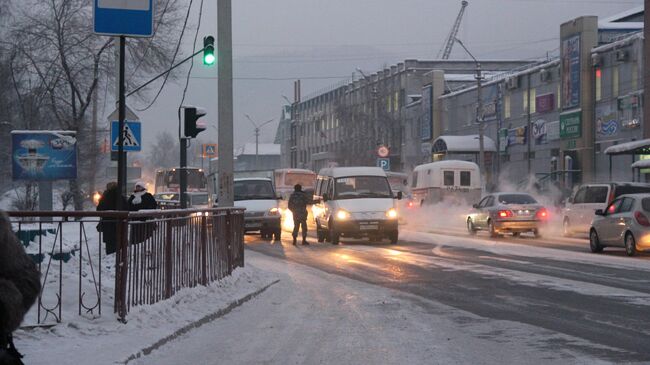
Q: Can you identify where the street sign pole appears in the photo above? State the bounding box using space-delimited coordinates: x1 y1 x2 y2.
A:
117 36 127 209
218 0 234 207
180 137 188 209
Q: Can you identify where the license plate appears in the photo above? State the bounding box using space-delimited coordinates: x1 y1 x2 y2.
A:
360 224 378 231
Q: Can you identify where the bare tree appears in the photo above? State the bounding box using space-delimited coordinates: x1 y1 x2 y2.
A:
148 131 179 170
7 0 183 210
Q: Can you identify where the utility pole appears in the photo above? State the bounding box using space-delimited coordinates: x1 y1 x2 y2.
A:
245 114 274 171
456 38 486 189
218 0 234 207
117 36 127 208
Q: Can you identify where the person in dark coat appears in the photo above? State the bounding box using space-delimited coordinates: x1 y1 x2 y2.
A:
288 184 311 246
96 182 127 255
0 211 41 364
128 181 158 245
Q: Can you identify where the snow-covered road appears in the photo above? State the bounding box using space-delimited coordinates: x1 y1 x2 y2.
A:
132 250 615 365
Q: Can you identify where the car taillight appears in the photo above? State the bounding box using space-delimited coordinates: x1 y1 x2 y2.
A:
407 201 414 208
535 208 549 220
634 211 650 227
497 210 513 218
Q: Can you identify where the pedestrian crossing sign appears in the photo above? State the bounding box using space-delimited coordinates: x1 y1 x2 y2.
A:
203 143 218 158
111 120 142 152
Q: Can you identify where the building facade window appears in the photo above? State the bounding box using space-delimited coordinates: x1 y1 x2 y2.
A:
504 94 511 119
613 65 619 97
530 88 536 114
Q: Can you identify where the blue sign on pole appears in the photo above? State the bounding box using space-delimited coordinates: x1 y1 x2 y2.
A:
11 131 78 181
377 158 390 171
111 121 142 152
94 0 154 37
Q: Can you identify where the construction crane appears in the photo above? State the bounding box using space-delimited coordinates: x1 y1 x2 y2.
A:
437 0 469 59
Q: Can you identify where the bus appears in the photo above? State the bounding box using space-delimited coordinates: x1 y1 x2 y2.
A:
154 168 207 194
273 168 317 200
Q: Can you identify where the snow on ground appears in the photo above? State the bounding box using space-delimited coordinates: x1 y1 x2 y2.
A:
131 250 613 365
14 243 278 365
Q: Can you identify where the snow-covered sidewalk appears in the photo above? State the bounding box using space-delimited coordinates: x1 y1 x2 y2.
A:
131 250 609 365
14 263 279 365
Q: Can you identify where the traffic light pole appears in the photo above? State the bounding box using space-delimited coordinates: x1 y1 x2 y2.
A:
117 36 127 209
217 0 234 207
180 136 188 209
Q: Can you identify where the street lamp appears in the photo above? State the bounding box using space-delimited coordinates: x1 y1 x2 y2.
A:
455 38 486 190
244 114 274 170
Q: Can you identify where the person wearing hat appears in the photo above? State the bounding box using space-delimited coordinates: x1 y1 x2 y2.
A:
128 181 158 244
96 181 127 255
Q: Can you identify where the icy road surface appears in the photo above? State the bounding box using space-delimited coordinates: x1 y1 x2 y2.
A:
134 248 622 365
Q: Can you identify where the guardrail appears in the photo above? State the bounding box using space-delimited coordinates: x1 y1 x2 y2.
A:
7 208 245 323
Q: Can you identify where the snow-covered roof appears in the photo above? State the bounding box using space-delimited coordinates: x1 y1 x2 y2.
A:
600 6 644 24
604 139 650 155
599 22 643 31
274 168 316 175
432 135 497 153
592 31 643 54
631 160 650 169
414 160 479 172
318 167 387 178
236 143 281 156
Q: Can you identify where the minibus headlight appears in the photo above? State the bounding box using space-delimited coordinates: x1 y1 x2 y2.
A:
336 209 350 220
386 208 398 219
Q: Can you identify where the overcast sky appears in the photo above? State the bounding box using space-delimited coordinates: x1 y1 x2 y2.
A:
127 0 642 156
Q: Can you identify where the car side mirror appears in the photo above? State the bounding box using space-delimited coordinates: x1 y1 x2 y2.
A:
595 209 605 216
396 191 403 200
322 193 329 202
277 195 283 200
472 203 479 209
567 197 573 204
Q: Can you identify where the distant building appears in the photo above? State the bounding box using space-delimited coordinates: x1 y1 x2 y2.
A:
234 143 281 172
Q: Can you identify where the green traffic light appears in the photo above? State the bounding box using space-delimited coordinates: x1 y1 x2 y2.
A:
204 52 215 65
203 35 215 67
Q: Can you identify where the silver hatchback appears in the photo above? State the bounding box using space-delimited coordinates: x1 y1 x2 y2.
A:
589 193 650 256
467 192 549 238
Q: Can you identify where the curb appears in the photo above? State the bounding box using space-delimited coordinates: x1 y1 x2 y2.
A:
122 279 280 364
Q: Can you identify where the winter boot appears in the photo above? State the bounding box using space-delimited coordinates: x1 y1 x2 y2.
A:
292 237 297 246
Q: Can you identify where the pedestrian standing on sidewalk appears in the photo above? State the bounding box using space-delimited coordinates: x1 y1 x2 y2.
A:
288 184 310 246
128 181 158 245
96 182 127 255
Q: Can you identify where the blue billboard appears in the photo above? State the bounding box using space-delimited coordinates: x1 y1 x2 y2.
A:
12 131 78 181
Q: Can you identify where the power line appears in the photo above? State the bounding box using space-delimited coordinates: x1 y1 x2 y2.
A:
179 0 204 110
136 0 194 112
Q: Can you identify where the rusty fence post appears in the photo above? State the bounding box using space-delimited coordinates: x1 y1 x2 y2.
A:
164 218 173 299
201 214 208 285
114 216 129 322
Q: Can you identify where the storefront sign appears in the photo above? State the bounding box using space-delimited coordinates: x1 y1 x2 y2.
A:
535 94 555 114
498 128 508 153
596 117 618 136
618 94 640 110
561 35 581 109
547 121 560 141
532 119 548 145
507 126 527 146
566 139 577 150
481 102 497 120
560 110 581 139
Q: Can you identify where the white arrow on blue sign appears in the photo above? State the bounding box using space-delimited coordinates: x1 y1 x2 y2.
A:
94 0 154 37
111 120 142 152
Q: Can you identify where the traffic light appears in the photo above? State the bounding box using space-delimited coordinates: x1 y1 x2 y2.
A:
203 36 215 66
183 106 207 138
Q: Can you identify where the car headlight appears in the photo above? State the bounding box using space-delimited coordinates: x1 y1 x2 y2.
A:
386 208 398 219
336 209 350 220
267 207 281 216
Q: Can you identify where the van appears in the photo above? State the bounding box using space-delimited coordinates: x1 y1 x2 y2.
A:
234 178 282 240
312 167 401 245
410 160 481 206
563 182 650 236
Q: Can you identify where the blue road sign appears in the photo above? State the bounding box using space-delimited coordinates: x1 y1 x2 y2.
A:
377 158 390 171
111 121 142 152
94 0 154 37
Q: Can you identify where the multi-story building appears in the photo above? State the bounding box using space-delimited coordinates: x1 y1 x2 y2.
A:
281 60 528 173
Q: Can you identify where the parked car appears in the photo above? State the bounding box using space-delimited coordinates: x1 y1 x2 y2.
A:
563 183 650 236
589 193 650 256
467 192 549 238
